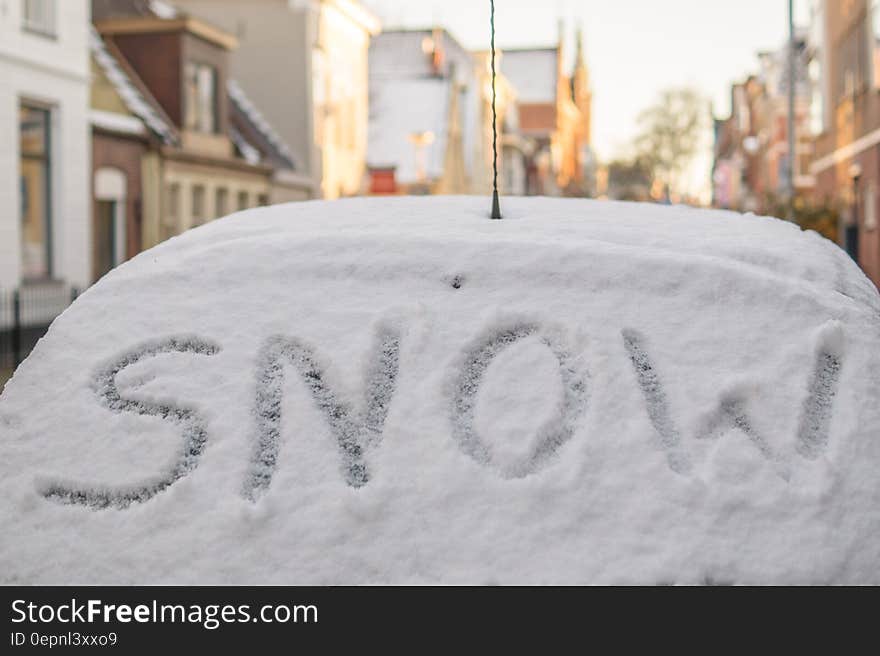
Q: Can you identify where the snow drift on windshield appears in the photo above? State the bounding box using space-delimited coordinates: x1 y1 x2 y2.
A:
1 196 879 584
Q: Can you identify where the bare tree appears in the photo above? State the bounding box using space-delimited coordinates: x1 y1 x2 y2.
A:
634 87 707 199
606 157 654 202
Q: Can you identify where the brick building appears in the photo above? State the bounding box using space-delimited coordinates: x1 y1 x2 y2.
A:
90 0 310 280
809 0 880 286
713 34 814 214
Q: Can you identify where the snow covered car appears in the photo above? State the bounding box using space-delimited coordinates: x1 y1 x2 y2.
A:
1 196 878 584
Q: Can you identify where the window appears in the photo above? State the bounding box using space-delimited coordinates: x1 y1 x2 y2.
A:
192 185 206 224
19 104 51 279
93 168 127 282
215 188 228 218
806 0 827 131
22 0 56 36
163 182 180 240
237 191 249 211
835 21 869 104
874 1 880 88
866 184 877 231
257 194 269 207
809 58 824 136
93 200 117 281
167 183 180 220
312 48 326 107
184 62 218 133
312 48 325 143
845 224 859 261
345 98 357 150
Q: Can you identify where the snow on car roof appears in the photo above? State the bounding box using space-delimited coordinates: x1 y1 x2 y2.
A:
1 196 878 584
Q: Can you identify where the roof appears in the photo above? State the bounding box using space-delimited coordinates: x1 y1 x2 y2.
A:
227 80 297 171
228 127 262 167
502 48 558 104
91 24 296 171
89 26 178 145
92 0 238 50
92 0 173 20
370 29 476 81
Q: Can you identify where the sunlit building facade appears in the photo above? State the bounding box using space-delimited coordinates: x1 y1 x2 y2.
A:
501 25 594 197
809 0 880 286
174 0 379 200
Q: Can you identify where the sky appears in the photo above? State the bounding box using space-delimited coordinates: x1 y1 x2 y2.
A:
363 0 812 196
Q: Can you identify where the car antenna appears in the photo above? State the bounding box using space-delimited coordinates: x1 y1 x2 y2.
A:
490 0 502 219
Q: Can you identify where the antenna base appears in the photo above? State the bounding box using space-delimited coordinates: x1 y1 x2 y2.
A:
491 190 502 220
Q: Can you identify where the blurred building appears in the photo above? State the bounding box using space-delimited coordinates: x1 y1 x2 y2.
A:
173 0 379 200
91 1 309 270
604 157 654 202
367 28 481 195
501 25 594 196
713 76 768 212
473 50 527 197
0 0 91 290
808 0 880 286
712 33 814 214
89 24 175 281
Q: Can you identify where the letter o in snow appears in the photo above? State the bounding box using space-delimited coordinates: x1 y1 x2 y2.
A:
450 324 588 479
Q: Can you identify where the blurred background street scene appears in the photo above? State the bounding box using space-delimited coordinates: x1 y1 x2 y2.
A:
0 1 876 384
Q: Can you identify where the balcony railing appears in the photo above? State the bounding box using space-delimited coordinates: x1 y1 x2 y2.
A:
0 283 78 387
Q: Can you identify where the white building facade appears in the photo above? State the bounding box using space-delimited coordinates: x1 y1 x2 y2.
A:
0 0 91 289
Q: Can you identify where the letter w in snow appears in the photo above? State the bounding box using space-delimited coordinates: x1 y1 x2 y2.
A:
622 325 844 477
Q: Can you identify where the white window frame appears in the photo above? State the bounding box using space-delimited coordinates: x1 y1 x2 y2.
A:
215 187 228 218
22 0 57 37
184 62 218 134
19 102 54 281
191 184 206 225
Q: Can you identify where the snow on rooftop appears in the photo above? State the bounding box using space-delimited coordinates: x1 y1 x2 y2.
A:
149 0 179 19
502 48 558 104
228 126 262 166
227 80 297 170
89 109 147 137
1 196 879 584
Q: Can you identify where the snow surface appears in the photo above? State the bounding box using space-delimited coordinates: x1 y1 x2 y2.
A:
1 196 879 584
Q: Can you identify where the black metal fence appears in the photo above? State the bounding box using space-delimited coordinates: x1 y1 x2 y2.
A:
0 285 78 381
